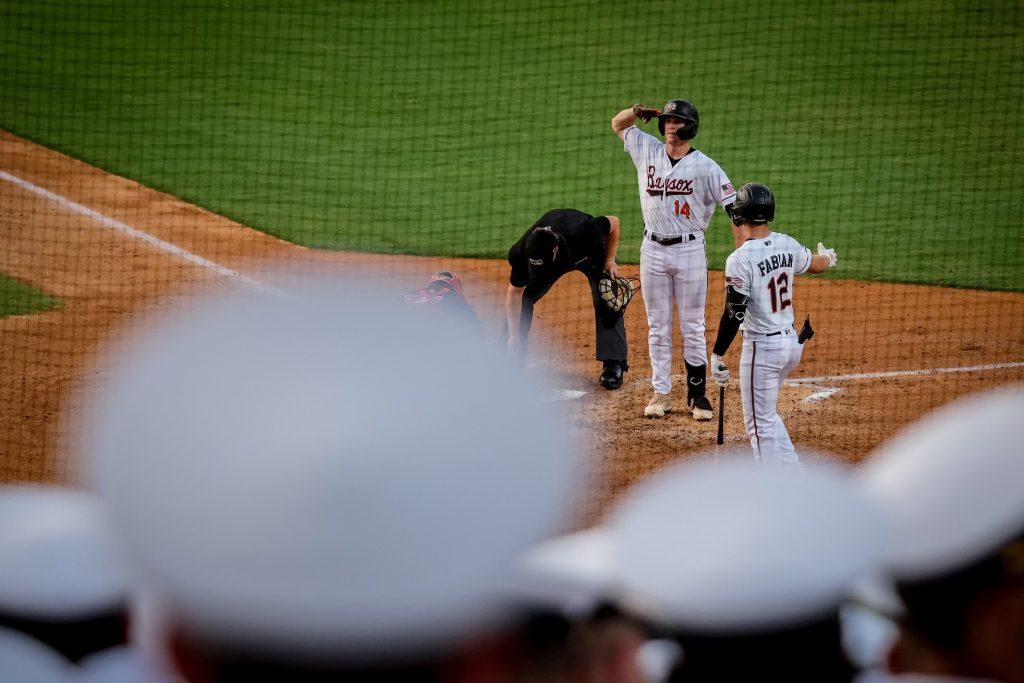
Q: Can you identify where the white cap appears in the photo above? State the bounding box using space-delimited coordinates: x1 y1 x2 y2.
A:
0 627 75 683
78 646 171 683
511 528 616 616
86 280 579 661
0 485 129 620
858 385 1024 582
611 455 882 634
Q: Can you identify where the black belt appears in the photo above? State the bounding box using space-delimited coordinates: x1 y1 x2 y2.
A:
645 229 696 246
767 330 782 337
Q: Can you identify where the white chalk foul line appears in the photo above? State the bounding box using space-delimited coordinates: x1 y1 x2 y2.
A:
788 361 1024 386
0 169 279 294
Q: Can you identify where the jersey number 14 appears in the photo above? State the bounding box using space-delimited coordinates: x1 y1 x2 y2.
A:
673 200 691 218
766 273 791 313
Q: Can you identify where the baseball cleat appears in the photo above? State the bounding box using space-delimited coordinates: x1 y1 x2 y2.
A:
689 395 713 421
644 392 672 418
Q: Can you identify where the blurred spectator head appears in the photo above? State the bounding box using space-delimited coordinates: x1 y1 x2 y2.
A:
610 455 882 682
859 385 1024 682
0 485 129 663
512 530 644 683
513 528 617 619
86 281 579 682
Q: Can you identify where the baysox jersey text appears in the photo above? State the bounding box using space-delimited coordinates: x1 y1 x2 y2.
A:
725 232 812 335
623 126 735 236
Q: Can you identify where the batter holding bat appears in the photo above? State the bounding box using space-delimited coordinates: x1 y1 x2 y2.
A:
612 100 737 419
709 183 838 467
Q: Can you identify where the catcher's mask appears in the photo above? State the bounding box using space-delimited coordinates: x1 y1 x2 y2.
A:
428 270 464 298
525 226 561 269
598 275 640 314
658 99 699 140
730 183 775 225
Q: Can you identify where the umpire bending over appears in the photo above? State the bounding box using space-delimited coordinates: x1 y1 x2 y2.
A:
506 209 629 389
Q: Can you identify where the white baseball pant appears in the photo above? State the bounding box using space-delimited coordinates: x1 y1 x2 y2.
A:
739 332 803 467
639 238 708 395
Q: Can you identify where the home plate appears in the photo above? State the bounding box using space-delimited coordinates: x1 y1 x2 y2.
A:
542 389 587 402
802 387 843 403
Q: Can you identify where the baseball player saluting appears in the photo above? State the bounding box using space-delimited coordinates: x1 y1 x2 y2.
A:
709 183 838 467
611 100 736 420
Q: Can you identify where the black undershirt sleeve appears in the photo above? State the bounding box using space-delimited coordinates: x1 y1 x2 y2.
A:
712 310 741 356
712 285 749 356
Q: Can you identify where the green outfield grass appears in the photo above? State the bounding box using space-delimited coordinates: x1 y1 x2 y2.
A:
2 0 1021 290
0 273 61 317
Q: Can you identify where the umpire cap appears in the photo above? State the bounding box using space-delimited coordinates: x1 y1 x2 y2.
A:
87 279 579 663
730 182 775 224
525 226 561 269
658 99 699 139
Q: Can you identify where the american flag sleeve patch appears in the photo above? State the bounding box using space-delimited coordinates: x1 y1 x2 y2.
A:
726 275 746 290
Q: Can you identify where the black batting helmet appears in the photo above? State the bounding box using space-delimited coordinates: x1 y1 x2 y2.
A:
658 99 699 140
730 183 776 224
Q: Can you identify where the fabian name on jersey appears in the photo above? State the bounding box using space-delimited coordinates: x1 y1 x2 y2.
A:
756 252 794 277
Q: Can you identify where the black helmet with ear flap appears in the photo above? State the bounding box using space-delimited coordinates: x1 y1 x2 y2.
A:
657 99 699 140
730 183 775 224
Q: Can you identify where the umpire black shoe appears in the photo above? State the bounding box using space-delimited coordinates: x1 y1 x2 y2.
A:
688 395 713 421
599 361 627 390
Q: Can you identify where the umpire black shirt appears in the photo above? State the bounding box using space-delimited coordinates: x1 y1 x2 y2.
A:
508 209 611 287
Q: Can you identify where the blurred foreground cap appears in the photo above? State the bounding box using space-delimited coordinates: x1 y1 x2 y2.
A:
858 386 1024 581
511 528 616 616
0 485 128 620
611 455 882 634
86 279 579 661
0 627 75 683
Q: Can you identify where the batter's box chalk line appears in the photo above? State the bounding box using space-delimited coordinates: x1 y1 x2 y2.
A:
787 361 1024 403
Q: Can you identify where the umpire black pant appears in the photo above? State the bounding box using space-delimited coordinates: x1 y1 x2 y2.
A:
516 270 627 362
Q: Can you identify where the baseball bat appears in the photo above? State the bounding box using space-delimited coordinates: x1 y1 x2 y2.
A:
716 385 725 445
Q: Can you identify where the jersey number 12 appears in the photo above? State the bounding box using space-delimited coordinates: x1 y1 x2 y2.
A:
766 272 791 313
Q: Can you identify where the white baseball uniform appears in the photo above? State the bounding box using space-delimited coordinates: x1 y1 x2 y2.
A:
622 125 736 395
725 232 813 467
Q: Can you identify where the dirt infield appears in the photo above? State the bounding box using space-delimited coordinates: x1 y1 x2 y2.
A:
2 131 1023 516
